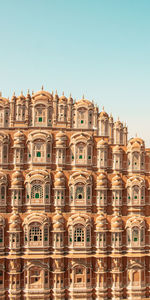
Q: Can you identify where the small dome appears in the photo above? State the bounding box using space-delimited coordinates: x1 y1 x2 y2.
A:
53 214 64 231
96 214 107 231
113 145 122 153
111 215 122 231
14 131 25 140
97 173 107 187
56 132 66 140
54 171 65 187
32 89 53 101
59 94 68 102
9 223 20 231
112 174 122 187
12 171 23 186
99 110 109 119
76 99 94 107
127 137 145 151
17 92 25 100
9 212 21 232
97 139 108 148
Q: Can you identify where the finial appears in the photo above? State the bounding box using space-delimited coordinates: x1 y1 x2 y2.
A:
82 94 84 99
13 91 15 96
62 91 64 96
102 106 104 111
55 89 58 95
32 90 34 95
135 133 137 137
41 85 44 91
0 92 1 97
70 93 72 98
21 90 23 96
27 89 30 94
52 90 53 96
118 116 120 121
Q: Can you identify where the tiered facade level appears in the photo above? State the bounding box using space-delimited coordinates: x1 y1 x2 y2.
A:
0 87 149 299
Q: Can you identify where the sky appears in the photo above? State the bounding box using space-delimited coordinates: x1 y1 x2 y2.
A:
0 0 150 145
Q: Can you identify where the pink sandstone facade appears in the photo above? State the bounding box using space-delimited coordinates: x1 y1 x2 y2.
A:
0 87 149 299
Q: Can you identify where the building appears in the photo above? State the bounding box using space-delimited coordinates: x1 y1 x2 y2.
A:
0 87 149 299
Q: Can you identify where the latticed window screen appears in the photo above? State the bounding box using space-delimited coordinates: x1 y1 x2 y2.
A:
44 227 48 241
86 228 90 242
132 227 139 242
75 186 84 199
0 228 3 243
74 227 84 242
33 142 45 158
29 226 42 241
31 184 43 199
1 186 5 205
35 106 46 123
87 186 91 199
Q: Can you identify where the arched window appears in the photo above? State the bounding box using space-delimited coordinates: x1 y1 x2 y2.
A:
34 105 46 126
74 227 84 244
33 141 45 162
29 224 42 244
126 217 145 249
68 214 91 252
77 108 87 128
31 183 43 204
23 213 50 250
132 152 139 170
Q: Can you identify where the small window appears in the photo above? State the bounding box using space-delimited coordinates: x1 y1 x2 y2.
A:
79 155 82 159
81 120 84 124
37 152 41 157
39 117 42 122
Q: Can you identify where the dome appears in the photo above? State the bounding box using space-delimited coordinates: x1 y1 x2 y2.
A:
127 137 145 151
14 131 25 140
53 214 64 231
0 96 9 104
112 174 122 187
54 171 65 187
114 120 123 129
97 139 108 148
9 223 20 231
9 213 21 232
113 145 122 153
96 214 107 231
17 92 25 100
59 93 68 102
32 89 53 101
99 110 109 119
75 99 94 107
56 140 65 147
111 215 123 231
97 173 107 187
12 171 23 186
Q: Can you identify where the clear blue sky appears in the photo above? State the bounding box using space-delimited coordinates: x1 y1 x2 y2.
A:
0 0 150 145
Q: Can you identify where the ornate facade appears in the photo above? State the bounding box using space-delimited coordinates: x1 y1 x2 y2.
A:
0 88 149 299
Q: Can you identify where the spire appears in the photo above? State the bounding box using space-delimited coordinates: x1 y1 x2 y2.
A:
0 92 2 97
62 91 64 96
41 85 44 91
102 106 104 111
82 94 84 99
32 90 34 95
